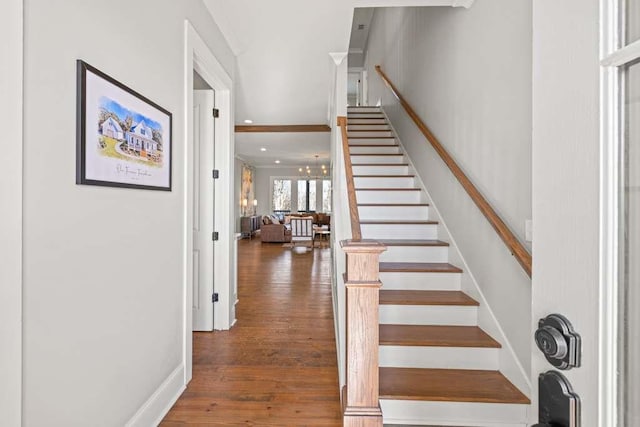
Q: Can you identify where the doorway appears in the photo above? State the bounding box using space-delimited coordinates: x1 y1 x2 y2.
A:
183 20 234 383
192 73 215 331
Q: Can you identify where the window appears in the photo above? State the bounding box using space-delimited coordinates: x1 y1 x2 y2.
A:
602 2 640 424
322 180 332 212
272 179 291 211
297 180 317 212
309 180 317 211
619 59 640 426
626 0 640 44
297 180 307 211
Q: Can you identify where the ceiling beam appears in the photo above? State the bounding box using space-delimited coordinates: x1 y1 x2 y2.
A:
235 124 331 133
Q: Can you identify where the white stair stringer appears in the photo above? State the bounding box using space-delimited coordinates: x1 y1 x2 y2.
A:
346 107 531 426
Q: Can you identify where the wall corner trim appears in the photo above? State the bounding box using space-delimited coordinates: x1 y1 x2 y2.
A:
125 364 185 427
329 52 348 66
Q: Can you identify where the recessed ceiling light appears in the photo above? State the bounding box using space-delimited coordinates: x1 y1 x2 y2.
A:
274 160 280 164
260 147 267 152
244 119 253 124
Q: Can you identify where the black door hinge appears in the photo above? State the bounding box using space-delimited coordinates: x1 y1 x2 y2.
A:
212 231 219 241
212 108 219 118
212 169 219 179
212 293 219 303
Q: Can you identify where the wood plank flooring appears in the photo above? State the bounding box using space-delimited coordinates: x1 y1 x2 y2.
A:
161 238 342 426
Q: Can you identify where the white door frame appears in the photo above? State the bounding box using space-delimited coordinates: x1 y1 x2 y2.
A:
183 20 234 383
0 0 23 425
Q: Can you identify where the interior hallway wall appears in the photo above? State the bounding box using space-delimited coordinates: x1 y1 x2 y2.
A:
22 1 234 425
364 2 533 371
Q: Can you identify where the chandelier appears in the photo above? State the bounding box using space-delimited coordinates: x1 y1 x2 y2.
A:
299 154 327 178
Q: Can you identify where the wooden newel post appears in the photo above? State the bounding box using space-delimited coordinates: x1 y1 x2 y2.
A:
341 239 387 427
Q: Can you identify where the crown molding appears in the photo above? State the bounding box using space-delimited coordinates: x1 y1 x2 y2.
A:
329 52 348 66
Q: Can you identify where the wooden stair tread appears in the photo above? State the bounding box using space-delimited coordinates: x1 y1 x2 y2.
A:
358 203 429 207
361 220 437 225
348 144 398 147
351 163 409 166
379 367 529 404
380 290 477 306
355 188 421 191
379 262 462 273
351 153 403 156
348 136 395 139
380 324 498 347
377 239 446 246
353 175 415 178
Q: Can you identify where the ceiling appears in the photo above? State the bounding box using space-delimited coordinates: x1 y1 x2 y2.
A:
202 0 468 167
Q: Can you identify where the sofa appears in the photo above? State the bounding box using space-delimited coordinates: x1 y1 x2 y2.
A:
260 214 291 243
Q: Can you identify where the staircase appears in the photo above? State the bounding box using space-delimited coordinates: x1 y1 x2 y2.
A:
346 106 530 427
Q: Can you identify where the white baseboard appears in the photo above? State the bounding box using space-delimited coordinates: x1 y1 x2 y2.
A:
125 364 185 427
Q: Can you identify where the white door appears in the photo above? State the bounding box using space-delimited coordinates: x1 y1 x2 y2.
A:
192 89 215 331
533 1 640 425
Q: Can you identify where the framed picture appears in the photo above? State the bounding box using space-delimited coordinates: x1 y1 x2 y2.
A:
76 60 172 191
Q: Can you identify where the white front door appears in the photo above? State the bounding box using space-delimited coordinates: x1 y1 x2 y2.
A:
533 0 640 425
532 1 601 424
192 89 215 331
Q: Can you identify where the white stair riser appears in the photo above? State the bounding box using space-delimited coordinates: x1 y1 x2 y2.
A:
358 205 430 221
349 145 400 154
356 190 422 204
361 223 437 239
351 155 405 164
380 245 448 263
348 118 387 125
348 138 397 145
348 114 385 120
352 165 408 175
348 124 390 131
347 107 382 113
379 346 499 370
348 131 394 137
379 305 477 326
354 176 415 188
380 400 528 426
380 272 461 291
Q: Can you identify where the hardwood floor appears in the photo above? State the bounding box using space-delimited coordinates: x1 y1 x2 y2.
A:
161 238 342 426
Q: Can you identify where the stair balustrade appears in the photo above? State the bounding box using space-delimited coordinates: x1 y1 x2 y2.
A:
338 116 386 427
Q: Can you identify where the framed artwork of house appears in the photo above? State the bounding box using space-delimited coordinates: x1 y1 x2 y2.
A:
76 60 172 191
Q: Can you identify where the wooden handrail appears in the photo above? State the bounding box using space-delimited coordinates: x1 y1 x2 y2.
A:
338 116 362 241
374 65 532 277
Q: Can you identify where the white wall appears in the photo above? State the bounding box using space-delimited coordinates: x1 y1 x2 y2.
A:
364 3 532 370
21 1 233 426
531 0 600 422
0 0 23 425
